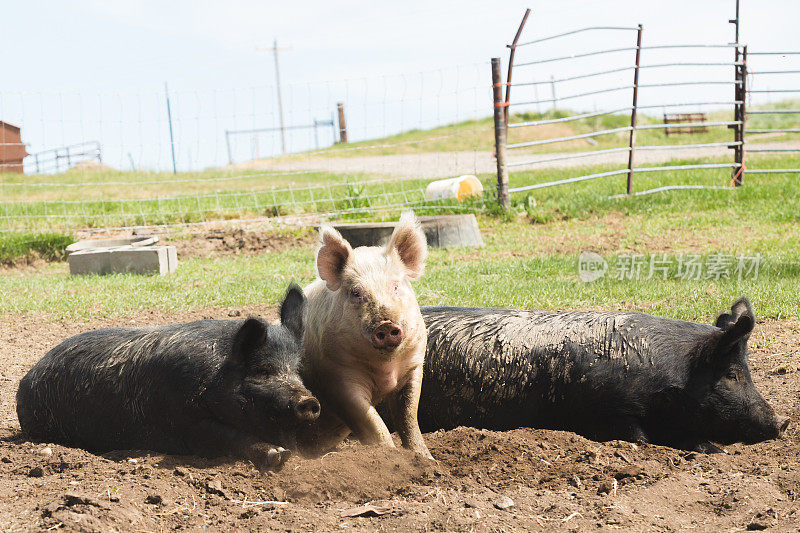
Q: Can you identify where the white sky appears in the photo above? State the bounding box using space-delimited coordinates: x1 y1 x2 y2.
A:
1 0 798 171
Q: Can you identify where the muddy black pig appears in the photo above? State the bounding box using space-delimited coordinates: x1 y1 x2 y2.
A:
16 285 319 469
416 297 789 452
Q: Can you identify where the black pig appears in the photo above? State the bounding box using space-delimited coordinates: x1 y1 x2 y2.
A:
417 297 789 452
17 285 319 469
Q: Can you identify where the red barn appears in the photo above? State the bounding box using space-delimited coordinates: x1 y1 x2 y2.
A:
0 121 29 174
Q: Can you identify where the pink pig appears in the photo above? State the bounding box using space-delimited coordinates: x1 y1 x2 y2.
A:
300 212 432 458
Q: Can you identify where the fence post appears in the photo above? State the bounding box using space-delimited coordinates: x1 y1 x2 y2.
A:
626 24 643 195
734 45 747 186
165 82 177 175
337 103 348 143
491 58 510 211
225 130 233 165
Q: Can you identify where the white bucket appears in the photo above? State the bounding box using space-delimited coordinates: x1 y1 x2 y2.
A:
424 175 484 202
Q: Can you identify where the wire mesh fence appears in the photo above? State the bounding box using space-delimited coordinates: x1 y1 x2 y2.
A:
0 10 797 235
0 64 494 233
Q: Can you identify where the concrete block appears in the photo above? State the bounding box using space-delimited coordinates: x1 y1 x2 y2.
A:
331 214 483 249
69 245 177 276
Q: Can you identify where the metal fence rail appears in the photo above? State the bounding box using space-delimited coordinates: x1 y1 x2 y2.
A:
744 49 800 173
26 141 102 174
491 18 787 204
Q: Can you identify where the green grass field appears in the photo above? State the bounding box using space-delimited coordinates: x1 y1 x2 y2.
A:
1 151 798 322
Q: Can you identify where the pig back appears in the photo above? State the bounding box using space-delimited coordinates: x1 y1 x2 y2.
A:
418 306 713 432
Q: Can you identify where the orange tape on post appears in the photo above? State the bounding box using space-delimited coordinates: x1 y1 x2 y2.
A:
730 164 745 187
492 82 511 88
494 102 510 108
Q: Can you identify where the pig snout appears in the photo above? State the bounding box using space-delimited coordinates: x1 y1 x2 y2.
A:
293 395 321 423
371 321 404 350
777 415 791 436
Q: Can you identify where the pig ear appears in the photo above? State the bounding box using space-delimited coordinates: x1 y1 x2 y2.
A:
280 283 305 342
386 211 427 279
231 318 268 368
716 296 755 350
316 224 352 291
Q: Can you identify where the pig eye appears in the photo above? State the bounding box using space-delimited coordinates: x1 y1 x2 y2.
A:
349 287 364 301
725 370 739 382
392 281 400 295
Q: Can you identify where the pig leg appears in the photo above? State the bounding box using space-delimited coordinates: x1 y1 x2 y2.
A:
388 365 432 459
611 417 649 444
689 440 728 454
334 389 396 448
191 419 292 470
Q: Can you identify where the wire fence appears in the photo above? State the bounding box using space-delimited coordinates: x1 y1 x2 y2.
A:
0 11 797 235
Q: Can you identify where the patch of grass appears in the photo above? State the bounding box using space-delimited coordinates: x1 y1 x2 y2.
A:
1 151 797 321
0 232 75 265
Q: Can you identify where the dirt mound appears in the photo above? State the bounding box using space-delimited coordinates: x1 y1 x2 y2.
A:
169 228 315 259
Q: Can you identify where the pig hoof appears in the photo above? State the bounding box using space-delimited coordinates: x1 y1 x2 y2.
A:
694 441 728 454
266 447 291 469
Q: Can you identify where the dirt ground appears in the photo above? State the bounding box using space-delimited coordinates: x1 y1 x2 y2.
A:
0 301 798 532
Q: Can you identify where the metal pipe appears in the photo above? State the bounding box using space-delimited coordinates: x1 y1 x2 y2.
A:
747 149 800 152
636 141 741 150
631 163 739 172
748 128 800 133
225 130 232 165
507 126 633 149
638 81 741 87
273 39 287 155
516 47 637 67
749 70 800 75
507 147 631 167
637 101 742 109
512 85 632 107
514 63 741 87
610 184 733 199
743 168 800 173
747 51 800 55
508 169 629 193
640 62 742 68
642 43 742 49
746 109 800 114
165 82 177 175
517 26 641 47
509 107 632 128
513 66 635 86
504 8 530 127
627 24 642 195
637 121 741 130
748 89 800 93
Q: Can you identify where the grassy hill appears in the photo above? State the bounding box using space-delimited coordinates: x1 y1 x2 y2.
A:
298 99 799 158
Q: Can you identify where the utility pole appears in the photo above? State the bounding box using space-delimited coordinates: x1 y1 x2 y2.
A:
257 40 291 155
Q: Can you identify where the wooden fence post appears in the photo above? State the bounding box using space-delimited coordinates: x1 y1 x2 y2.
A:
491 58 510 211
337 103 348 144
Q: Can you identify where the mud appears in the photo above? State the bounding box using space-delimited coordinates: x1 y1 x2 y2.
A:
0 309 798 532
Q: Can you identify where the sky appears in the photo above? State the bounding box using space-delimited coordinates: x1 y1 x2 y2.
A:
1 0 798 172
